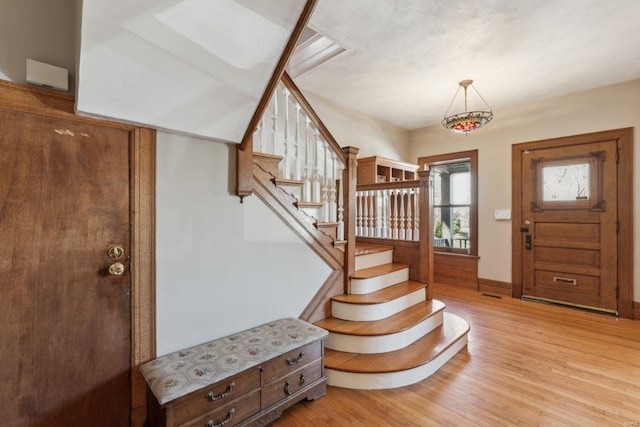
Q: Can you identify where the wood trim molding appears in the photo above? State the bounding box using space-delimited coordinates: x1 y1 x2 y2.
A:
299 269 344 323
239 0 318 151
478 278 512 297
281 72 348 165
130 127 157 426
633 302 640 321
0 81 157 426
511 128 633 318
252 162 344 270
417 150 478 257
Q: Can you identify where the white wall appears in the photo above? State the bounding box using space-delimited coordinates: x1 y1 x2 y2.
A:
156 133 331 355
303 91 410 159
409 79 640 301
0 0 78 92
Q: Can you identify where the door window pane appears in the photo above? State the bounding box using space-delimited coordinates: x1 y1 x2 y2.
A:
542 163 590 201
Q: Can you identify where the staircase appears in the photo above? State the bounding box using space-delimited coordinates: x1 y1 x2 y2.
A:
316 244 469 389
237 73 470 390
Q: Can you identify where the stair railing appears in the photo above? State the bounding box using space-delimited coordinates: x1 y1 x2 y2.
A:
254 74 350 239
355 181 421 241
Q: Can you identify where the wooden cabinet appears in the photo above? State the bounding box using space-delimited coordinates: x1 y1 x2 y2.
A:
141 318 328 427
357 156 419 184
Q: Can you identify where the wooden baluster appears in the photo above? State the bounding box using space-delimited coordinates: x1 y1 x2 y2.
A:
399 189 406 240
362 191 369 237
356 191 362 236
322 139 329 221
282 88 291 179
302 116 311 202
294 103 302 181
368 190 375 236
374 189 382 238
413 187 420 240
312 128 321 203
406 189 413 241
271 88 278 156
391 189 399 239
329 152 337 222
337 178 344 240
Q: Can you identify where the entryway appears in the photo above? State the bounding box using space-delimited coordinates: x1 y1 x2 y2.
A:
511 128 633 317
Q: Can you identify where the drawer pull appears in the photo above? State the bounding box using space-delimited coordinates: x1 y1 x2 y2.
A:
284 380 292 396
299 372 306 386
205 408 235 427
553 277 577 286
206 382 235 401
286 351 305 365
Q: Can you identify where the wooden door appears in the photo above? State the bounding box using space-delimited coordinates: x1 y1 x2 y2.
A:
519 140 618 312
0 109 132 426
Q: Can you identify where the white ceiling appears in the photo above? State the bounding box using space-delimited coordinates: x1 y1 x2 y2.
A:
296 0 640 130
77 0 306 143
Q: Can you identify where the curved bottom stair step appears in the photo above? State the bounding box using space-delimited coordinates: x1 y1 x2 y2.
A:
324 312 470 390
316 300 445 354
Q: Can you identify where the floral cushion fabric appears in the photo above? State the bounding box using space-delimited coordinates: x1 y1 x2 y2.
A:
140 318 328 405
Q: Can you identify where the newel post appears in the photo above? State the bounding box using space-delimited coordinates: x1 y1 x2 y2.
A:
236 136 254 203
418 168 433 299
342 146 359 294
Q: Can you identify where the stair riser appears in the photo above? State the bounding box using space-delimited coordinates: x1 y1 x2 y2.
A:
355 250 393 270
326 334 468 389
331 288 425 321
277 184 302 200
325 310 444 354
350 268 409 294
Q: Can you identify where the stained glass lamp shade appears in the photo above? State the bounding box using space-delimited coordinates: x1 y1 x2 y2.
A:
441 80 493 134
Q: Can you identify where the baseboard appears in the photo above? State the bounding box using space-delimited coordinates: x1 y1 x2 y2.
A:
478 278 512 297
634 301 640 320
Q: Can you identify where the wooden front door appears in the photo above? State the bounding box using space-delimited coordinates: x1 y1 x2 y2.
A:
519 139 618 312
0 109 132 426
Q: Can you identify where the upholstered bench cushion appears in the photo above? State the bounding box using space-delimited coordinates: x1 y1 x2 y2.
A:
140 318 328 405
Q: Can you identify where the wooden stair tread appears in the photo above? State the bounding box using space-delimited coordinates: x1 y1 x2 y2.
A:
315 299 445 336
324 312 469 374
296 201 324 208
355 244 394 257
316 221 339 228
331 281 427 305
274 178 303 186
352 263 409 279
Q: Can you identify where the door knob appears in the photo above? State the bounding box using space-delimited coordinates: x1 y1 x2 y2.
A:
108 262 125 276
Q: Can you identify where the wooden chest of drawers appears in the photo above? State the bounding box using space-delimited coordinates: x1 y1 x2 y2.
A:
141 319 328 427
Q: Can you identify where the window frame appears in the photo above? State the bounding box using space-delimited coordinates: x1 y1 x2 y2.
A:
418 150 478 256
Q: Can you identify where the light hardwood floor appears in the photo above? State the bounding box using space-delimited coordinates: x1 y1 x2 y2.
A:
274 284 640 426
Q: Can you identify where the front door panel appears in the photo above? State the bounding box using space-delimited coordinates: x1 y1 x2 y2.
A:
521 140 617 312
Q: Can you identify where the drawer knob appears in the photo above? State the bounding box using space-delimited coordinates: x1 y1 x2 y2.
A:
206 382 235 401
286 351 305 365
205 408 235 427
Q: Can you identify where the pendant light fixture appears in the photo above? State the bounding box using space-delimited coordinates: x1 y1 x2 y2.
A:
441 79 493 134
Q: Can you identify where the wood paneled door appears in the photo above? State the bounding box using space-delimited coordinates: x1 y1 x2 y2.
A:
0 81 155 426
512 129 633 317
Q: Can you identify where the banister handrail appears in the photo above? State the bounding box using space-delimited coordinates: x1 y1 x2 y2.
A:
356 180 420 192
281 72 347 166
239 0 318 152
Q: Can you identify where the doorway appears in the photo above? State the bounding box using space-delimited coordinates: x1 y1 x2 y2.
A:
511 128 633 318
0 81 156 425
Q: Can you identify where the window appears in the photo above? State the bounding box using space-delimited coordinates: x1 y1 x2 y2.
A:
418 150 478 256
